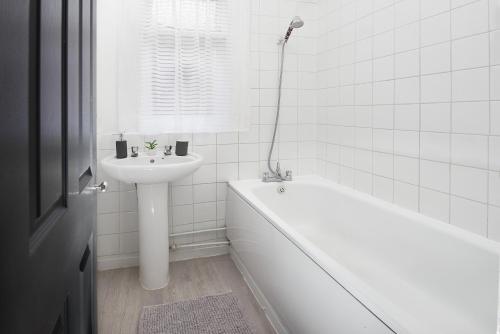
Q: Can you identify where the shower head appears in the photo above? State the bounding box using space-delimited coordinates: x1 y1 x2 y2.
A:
283 16 304 43
290 16 304 29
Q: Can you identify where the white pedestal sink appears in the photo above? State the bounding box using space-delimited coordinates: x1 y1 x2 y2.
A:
101 152 203 290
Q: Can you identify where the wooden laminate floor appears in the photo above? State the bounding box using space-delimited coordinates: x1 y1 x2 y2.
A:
97 255 275 334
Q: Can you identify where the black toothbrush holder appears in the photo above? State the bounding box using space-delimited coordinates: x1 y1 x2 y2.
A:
175 141 188 156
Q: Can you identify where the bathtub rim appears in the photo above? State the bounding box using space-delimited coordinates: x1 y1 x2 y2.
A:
229 175 500 254
227 175 500 334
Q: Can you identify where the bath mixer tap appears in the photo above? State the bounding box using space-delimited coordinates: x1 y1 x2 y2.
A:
276 161 282 177
262 162 292 182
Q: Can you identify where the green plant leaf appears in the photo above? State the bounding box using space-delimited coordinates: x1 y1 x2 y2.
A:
145 139 158 150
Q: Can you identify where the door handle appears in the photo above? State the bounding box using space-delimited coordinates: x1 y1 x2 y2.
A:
90 181 107 192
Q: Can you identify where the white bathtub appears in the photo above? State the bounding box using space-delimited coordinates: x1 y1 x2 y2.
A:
226 175 500 334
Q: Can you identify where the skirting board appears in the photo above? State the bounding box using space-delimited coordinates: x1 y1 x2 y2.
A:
98 253 139 271
98 245 229 271
229 247 288 334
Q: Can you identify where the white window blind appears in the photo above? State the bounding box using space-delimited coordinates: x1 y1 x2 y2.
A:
132 0 250 134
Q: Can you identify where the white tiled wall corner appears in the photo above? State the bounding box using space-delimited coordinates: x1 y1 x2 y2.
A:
96 0 319 269
316 0 500 241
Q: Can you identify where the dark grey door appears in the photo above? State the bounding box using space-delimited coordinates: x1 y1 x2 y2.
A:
0 0 97 333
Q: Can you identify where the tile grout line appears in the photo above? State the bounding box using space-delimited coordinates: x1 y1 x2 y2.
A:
417 0 422 213
448 0 453 225
392 1 396 204
487 0 491 237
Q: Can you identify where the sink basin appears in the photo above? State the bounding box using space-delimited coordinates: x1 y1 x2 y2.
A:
101 153 203 184
100 152 203 290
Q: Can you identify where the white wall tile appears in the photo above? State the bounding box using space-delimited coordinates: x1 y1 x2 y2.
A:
451 33 489 70
374 6 394 34
420 103 451 132
395 50 419 78
451 0 489 39
421 12 450 47
340 146 355 167
373 105 394 128
450 196 487 236
172 204 193 226
373 152 394 178
420 188 450 222
193 164 217 184
355 149 373 172
217 132 238 144
420 132 450 162
373 129 394 153
120 232 139 254
452 68 489 101
354 170 373 194
193 183 217 203
420 160 450 193
193 133 216 146
172 186 193 206
97 192 119 214
452 102 490 134
394 182 419 211
395 22 420 52
239 161 261 179
374 56 394 81
217 163 239 182
120 211 138 232
421 0 449 18
119 191 137 212
97 213 119 235
395 156 419 184
395 77 419 104
355 61 373 83
340 166 355 186
395 104 419 131
194 145 216 164
421 42 451 75
217 144 239 163
97 235 120 256
373 175 394 202
450 165 488 202
394 130 419 157
373 81 395 104
394 0 419 27
421 73 451 103
451 134 488 169
194 202 217 223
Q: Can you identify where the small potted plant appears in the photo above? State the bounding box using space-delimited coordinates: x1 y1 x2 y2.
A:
144 139 158 156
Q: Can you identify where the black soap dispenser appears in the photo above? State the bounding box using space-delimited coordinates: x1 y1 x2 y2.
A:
116 133 128 159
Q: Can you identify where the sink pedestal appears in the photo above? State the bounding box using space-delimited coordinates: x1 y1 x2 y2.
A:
137 183 169 290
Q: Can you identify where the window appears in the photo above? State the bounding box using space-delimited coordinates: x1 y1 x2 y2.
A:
136 0 250 134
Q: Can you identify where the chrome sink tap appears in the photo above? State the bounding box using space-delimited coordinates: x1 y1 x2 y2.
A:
164 145 173 156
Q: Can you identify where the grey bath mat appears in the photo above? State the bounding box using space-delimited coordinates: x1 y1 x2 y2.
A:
138 293 254 334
